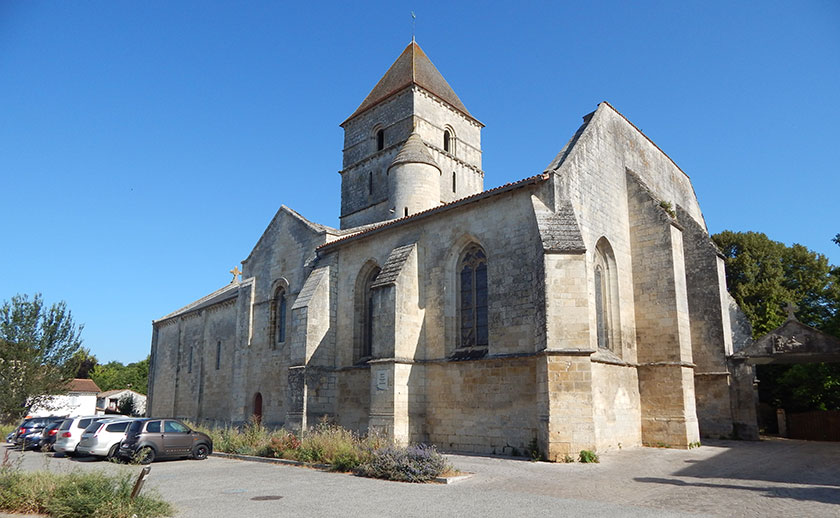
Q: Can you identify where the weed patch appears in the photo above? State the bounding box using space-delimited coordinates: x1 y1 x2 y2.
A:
578 450 599 463
0 466 172 518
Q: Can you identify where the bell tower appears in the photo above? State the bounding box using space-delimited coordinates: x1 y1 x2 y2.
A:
338 41 484 229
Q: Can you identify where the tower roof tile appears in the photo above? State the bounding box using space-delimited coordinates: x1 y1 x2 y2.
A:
343 41 476 125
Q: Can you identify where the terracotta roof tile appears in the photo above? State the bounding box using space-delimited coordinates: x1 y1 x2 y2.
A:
68 378 101 393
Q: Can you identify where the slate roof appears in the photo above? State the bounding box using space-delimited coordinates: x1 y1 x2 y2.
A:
389 132 440 171
536 199 586 253
371 243 415 288
68 378 101 393
343 41 478 125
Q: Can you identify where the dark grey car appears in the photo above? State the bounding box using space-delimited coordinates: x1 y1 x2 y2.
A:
118 418 212 464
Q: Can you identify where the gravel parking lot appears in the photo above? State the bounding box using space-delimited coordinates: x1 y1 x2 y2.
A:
3 437 838 518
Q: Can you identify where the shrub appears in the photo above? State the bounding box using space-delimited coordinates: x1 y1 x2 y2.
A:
355 444 450 482
0 468 172 518
578 450 599 463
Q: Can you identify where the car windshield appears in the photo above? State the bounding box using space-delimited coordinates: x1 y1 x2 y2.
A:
58 420 71 430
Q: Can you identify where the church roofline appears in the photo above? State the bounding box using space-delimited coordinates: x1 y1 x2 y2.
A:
598 101 691 181
318 172 550 252
153 281 241 324
243 205 346 264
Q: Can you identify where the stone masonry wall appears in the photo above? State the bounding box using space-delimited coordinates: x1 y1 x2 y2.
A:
425 357 537 455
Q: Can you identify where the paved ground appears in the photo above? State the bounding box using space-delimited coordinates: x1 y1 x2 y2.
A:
3 437 839 517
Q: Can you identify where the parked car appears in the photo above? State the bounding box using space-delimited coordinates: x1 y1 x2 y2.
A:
22 420 64 451
118 418 212 464
76 418 139 459
53 415 120 456
12 416 65 447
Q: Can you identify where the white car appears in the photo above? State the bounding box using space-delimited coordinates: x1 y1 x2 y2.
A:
76 418 139 458
53 415 116 456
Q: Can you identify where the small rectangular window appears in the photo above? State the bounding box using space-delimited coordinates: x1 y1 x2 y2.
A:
216 341 221 370
188 346 193 373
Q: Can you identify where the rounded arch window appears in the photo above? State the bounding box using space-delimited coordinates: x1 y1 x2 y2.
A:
376 128 385 151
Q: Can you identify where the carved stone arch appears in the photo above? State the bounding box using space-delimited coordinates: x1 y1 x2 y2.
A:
269 278 290 349
354 259 382 363
593 237 621 354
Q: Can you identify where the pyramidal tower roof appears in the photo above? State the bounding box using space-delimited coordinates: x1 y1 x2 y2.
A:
389 132 440 171
343 41 476 124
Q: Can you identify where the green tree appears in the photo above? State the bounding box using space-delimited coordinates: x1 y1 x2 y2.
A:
72 348 98 378
0 294 84 422
713 231 840 337
90 355 150 395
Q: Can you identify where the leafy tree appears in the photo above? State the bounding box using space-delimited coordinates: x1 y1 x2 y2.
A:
0 294 84 422
72 348 98 378
833 233 839 247
713 231 840 337
713 231 840 413
90 355 149 395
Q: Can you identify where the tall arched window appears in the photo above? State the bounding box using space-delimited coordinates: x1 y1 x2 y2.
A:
270 285 287 349
355 264 381 362
593 237 620 353
459 244 488 348
376 129 385 151
443 129 451 152
594 264 608 349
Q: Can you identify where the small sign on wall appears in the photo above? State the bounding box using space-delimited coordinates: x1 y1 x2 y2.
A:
376 370 388 391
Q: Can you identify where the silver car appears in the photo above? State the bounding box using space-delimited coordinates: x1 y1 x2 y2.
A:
76 418 138 458
53 415 117 456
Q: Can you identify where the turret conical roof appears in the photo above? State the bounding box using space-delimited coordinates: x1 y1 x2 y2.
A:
343 41 476 125
389 132 440 171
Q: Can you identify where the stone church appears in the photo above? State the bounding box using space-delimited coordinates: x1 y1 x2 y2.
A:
148 41 757 460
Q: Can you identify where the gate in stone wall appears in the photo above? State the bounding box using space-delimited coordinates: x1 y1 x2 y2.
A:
787 410 840 441
728 307 840 441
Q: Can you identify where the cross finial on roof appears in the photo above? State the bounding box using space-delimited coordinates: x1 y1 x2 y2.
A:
784 301 799 321
229 266 241 284
411 11 416 42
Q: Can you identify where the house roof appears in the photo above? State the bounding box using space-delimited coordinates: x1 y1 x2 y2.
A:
68 378 101 393
98 389 145 398
343 41 479 125
389 132 440 171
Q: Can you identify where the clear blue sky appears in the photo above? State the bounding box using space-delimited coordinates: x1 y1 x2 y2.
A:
2 1 838 364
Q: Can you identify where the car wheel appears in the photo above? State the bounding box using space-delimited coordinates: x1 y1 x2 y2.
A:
106 444 119 460
192 444 209 460
137 446 155 465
